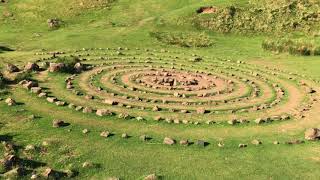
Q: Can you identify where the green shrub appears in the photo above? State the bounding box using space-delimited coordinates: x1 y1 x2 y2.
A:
262 38 320 56
55 56 80 73
150 31 213 48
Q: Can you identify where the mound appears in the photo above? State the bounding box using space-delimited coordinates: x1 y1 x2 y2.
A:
192 0 320 34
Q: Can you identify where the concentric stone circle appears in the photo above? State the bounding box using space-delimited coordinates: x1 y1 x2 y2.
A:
31 47 318 125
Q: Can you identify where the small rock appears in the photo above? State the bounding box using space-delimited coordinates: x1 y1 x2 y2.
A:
82 129 89 134
42 168 55 178
227 119 237 125
100 131 110 138
96 109 112 116
5 98 16 106
25 144 36 151
30 87 42 94
46 97 57 103
52 120 66 128
196 140 206 147
254 118 265 124
218 142 224 147
251 139 262 145
6 63 20 73
163 137 175 145
144 174 158 180
140 135 149 142
196 108 206 114
82 161 94 168
286 139 304 145
55 101 66 106
121 133 128 138
179 139 189 146
83 107 93 113
238 144 247 148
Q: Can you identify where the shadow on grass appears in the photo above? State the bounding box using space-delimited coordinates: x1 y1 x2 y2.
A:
0 46 14 53
0 134 13 142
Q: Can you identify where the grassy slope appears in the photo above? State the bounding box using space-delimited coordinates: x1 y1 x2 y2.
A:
0 0 320 179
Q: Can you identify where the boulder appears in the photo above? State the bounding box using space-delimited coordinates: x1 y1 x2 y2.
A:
24 62 39 71
163 137 175 145
23 81 38 89
6 63 19 73
49 63 65 72
96 109 113 116
30 87 42 94
304 128 320 141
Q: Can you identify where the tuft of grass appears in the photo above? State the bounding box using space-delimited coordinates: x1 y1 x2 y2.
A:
150 31 213 48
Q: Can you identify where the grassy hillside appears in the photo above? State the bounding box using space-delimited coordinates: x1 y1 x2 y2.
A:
0 0 320 179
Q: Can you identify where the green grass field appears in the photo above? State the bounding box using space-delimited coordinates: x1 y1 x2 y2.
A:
0 0 320 179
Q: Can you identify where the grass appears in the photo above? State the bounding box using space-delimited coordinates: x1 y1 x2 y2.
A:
0 0 320 179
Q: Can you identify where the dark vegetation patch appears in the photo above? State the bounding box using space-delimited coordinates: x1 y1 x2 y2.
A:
192 0 320 34
150 31 213 48
0 73 5 88
262 38 320 56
